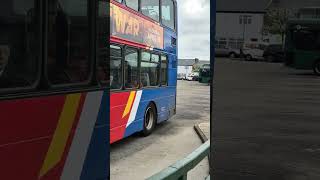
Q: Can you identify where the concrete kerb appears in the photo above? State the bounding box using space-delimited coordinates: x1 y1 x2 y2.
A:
194 123 211 170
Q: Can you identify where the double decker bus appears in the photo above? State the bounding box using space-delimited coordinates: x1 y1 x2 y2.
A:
110 0 178 143
0 0 109 179
199 64 211 84
284 18 320 75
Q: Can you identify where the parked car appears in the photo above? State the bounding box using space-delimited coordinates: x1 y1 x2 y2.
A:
177 73 185 80
192 72 199 81
242 42 268 61
215 45 241 58
263 44 285 62
186 72 199 81
186 74 194 81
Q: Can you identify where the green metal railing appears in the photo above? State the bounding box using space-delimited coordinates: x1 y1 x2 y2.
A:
146 141 210 180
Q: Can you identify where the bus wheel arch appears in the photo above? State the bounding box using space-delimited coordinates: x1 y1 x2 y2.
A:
142 102 157 136
313 60 320 76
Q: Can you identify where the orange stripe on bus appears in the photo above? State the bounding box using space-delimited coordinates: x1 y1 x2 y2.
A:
39 94 82 178
122 91 136 118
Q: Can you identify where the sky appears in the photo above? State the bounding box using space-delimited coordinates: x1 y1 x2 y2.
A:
177 0 210 60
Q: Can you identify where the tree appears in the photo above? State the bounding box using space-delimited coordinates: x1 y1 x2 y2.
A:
192 58 200 72
263 8 291 43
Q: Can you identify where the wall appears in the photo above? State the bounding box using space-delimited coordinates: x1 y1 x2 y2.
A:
177 66 193 78
216 13 264 42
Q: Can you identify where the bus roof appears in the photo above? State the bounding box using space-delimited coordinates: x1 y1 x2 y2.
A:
288 18 320 25
287 18 320 29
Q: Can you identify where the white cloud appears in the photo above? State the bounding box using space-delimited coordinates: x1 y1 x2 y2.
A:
177 0 210 60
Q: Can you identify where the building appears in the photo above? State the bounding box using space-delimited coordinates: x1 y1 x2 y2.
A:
266 0 320 43
216 0 270 48
177 59 209 79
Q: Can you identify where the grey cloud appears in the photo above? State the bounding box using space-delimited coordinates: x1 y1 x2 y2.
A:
177 0 210 60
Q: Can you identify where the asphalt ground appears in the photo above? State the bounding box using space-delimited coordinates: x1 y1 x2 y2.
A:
110 80 210 180
213 58 320 180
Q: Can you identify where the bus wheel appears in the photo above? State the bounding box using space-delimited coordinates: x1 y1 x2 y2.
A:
229 52 236 59
245 54 252 61
313 60 320 76
142 103 157 136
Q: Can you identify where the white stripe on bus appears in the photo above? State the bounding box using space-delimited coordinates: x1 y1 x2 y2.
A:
126 90 143 128
61 91 104 180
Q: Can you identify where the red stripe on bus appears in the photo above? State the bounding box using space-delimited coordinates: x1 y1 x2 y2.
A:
111 36 148 49
40 93 87 179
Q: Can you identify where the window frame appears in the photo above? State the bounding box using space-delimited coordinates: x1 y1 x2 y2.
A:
160 54 168 86
123 46 140 90
125 0 140 11
0 0 112 100
44 0 95 90
160 0 176 31
140 50 161 88
109 44 123 90
0 0 42 96
140 0 161 22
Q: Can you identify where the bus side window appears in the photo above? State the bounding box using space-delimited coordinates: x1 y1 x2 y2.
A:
161 0 175 30
97 0 110 88
47 0 90 85
141 0 160 22
161 55 168 86
140 52 160 87
125 0 139 11
124 48 139 89
0 0 39 91
109 45 122 89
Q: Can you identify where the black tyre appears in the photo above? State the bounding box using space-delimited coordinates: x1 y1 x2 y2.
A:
142 103 157 136
229 52 236 59
313 60 320 76
245 54 252 61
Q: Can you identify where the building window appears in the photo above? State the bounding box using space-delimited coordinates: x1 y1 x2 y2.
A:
0 0 39 91
141 0 160 21
239 15 252 25
125 0 139 11
141 52 160 87
109 45 122 89
47 0 90 85
125 48 139 89
161 55 168 85
161 0 175 29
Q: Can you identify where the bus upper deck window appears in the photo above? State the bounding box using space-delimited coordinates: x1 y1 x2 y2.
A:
0 0 39 91
125 0 139 11
161 0 175 30
141 0 160 22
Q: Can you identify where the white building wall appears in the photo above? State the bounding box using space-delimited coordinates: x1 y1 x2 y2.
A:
177 66 193 77
216 13 264 41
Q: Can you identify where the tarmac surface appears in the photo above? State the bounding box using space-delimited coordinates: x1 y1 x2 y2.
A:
110 80 210 180
213 58 320 180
